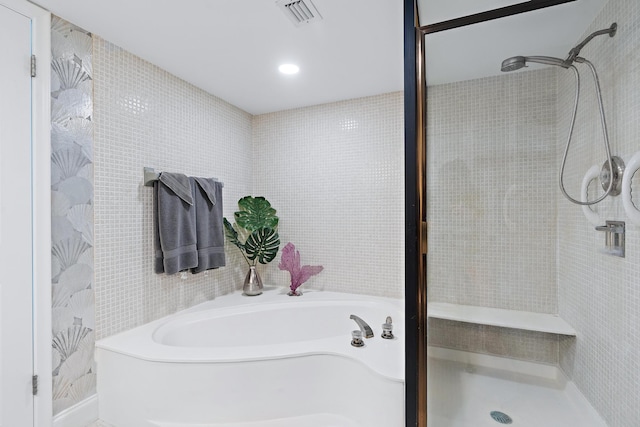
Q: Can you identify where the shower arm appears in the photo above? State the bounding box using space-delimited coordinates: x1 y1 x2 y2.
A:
558 61 614 206
565 23 617 65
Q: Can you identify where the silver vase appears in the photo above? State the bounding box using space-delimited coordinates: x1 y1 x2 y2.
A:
243 266 263 296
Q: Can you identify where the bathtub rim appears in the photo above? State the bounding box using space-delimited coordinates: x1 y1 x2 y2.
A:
152 298 399 346
96 288 405 382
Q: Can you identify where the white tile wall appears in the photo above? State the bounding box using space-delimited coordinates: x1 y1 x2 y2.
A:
557 1 640 426
252 93 405 298
93 37 253 339
427 68 559 313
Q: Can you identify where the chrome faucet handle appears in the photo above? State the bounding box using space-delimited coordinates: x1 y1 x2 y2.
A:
351 330 364 347
381 316 394 339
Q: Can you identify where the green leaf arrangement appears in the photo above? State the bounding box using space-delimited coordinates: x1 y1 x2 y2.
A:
224 196 281 266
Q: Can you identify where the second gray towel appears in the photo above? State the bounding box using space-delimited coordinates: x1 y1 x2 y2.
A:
191 177 226 273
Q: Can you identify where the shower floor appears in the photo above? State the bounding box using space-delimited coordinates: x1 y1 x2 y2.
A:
428 348 608 427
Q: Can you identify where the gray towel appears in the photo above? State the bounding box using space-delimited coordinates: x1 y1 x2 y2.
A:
154 173 198 274
158 172 193 205
191 177 226 273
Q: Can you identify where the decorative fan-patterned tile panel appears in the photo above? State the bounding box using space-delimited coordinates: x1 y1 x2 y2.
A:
50 16 95 416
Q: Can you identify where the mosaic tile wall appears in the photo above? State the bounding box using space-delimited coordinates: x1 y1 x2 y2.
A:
427 68 558 312
428 319 559 364
251 93 405 298
557 1 640 425
92 36 253 340
426 68 560 363
50 17 96 416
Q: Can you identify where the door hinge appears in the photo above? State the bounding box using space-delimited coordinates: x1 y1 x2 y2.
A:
32 374 38 395
30 55 36 78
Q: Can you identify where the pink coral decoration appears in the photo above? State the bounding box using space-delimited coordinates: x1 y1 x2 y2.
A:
278 242 323 296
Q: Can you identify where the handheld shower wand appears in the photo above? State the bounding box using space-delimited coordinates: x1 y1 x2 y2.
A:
501 23 619 206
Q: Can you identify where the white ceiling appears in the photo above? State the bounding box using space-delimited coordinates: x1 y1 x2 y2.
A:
420 0 609 85
33 0 404 115
33 0 608 115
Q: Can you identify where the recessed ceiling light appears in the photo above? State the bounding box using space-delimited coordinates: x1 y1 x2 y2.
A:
278 64 300 75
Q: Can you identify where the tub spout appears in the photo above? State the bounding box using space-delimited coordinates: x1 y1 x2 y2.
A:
350 315 374 338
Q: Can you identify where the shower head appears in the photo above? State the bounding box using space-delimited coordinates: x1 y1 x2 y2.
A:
501 56 527 72
501 55 570 72
502 23 617 74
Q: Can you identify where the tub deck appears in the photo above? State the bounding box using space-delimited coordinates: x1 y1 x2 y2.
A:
97 288 404 380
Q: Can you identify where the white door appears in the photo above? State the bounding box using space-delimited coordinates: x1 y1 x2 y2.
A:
0 3 35 426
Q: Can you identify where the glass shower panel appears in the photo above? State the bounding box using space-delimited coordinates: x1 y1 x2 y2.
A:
422 61 604 427
422 25 609 427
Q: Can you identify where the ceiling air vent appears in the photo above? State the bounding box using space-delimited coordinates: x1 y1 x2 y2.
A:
276 0 323 27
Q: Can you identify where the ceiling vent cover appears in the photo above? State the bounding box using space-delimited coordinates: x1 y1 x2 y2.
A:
276 0 323 26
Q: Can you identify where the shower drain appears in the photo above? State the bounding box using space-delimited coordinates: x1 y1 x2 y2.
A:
490 411 513 424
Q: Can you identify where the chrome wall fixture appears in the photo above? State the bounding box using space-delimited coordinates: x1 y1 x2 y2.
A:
501 23 620 206
595 220 625 257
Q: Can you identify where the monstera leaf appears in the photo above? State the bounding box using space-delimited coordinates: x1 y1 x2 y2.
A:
223 218 242 249
234 196 279 232
223 218 250 265
224 196 280 266
244 227 280 264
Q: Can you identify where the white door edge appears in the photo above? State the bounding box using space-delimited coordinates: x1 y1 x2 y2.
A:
1 0 53 425
32 4 52 427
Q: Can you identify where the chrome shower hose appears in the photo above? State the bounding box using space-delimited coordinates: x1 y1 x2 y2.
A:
559 59 614 205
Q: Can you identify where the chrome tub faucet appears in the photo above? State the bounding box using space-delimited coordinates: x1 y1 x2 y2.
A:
350 314 374 339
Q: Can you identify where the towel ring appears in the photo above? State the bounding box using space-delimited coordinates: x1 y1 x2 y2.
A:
622 151 640 226
581 164 602 226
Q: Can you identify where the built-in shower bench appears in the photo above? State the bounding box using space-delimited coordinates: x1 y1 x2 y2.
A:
427 302 576 336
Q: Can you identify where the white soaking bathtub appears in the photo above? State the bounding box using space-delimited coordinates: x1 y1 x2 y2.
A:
96 289 405 427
